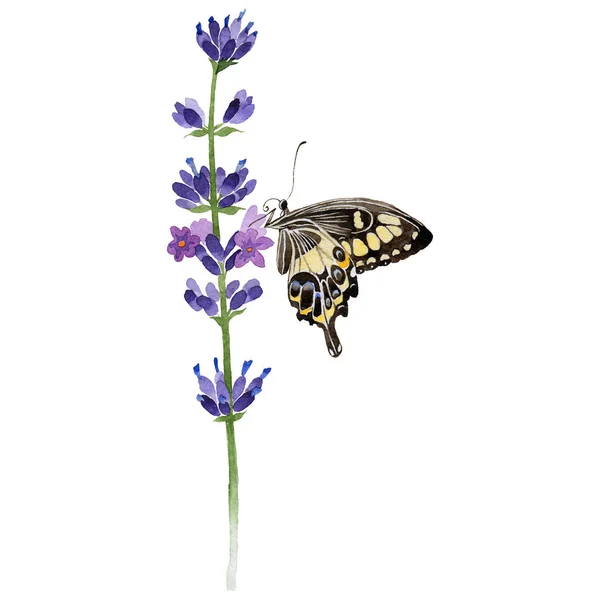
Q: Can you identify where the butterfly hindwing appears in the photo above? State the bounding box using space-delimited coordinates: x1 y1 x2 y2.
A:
282 228 358 357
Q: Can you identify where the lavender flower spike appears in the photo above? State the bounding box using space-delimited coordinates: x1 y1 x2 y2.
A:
223 90 255 125
196 12 258 65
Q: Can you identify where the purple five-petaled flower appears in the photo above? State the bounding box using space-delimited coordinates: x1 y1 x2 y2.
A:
167 226 201 262
184 278 219 316
233 228 273 268
196 11 257 64
172 98 205 129
195 359 271 416
223 90 255 125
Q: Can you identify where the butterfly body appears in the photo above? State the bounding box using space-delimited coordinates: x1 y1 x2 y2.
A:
266 198 432 357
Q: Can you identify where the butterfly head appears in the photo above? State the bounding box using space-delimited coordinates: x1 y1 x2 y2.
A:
263 197 290 225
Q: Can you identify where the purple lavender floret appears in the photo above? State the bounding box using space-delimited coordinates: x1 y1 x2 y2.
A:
223 90 255 125
172 98 205 129
172 158 210 210
229 279 263 310
196 11 258 64
196 232 239 274
216 159 257 208
195 359 271 416
184 278 219 316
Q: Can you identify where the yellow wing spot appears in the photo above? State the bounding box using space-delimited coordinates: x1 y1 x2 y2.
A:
353 211 364 229
392 249 400 256
380 254 390 261
341 240 352 254
352 238 369 256
366 232 381 251
376 225 394 243
367 257 376 264
412 231 419 240
403 244 412 251
378 214 401 226
388 225 403 237
300 307 312 315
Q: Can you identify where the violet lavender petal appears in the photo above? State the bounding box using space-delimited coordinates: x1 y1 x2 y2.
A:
224 234 237 257
216 167 225 190
230 290 247 311
195 244 207 259
205 282 220 303
196 295 218 316
245 179 257 194
223 98 240 123
197 376 216 399
195 171 210 200
201 40 219 61
180 170 193 187
176 198 197 210
173 182 200 203
232 43 252 61
184 289 202 311
233 392 254 412
229 104 254 124
230 11 244 38
216 380 230 404
187 278 202 295
208 17 220 45
221 173 240 196
218 194 236 208
232 376 246 400
226 280 240 298
220 38 236 61
185 98 205 123
236 168 248 187
198 395 220 417
244 283 263 301
219 401 231 416
172 113 190 128
226 250 241 270
183 108 202 128
205 234 225 261
201 255 220 276
219 25 231 50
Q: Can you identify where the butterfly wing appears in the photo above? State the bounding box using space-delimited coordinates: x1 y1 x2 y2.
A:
270 198 432 356
276 226 358 357
273 198 433 274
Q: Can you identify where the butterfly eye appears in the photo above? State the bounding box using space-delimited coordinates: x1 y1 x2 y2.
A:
280 200 288 211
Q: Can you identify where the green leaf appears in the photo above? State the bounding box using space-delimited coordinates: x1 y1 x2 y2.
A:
214 412 245 423
214 126 243 137
186 128 209 138
214 123 223 130
189 205 212 213
216 60 237 73
228 308 246 321
210 316 224 327
218 206 245 215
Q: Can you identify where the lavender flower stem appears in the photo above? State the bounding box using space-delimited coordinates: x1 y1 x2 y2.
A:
208 62 221 239
225 419 239 590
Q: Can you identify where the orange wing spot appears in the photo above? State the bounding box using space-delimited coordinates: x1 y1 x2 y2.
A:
337 253 350 269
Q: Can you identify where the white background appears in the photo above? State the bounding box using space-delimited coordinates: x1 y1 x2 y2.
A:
1 0 599 598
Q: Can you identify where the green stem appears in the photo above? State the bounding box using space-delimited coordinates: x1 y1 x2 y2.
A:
208 62 220 239
208 60 237 586
225 419 239 590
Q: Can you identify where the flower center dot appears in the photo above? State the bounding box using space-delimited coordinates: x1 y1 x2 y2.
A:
178 240 186 248
246 247 253 253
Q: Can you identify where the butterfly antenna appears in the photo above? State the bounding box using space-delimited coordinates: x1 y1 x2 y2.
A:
286 141 307 201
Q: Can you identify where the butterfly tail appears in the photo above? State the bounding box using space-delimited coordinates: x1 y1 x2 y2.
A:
323 324 342 358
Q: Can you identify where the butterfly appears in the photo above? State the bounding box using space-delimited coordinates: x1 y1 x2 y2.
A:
264 196 433 357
